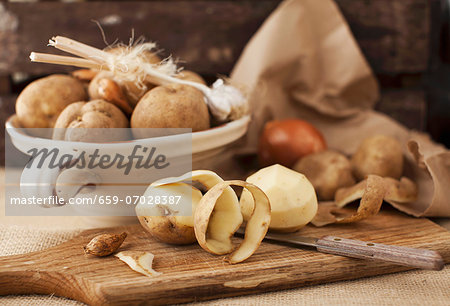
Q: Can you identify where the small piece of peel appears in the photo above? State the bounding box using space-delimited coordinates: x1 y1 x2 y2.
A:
115 251 161 277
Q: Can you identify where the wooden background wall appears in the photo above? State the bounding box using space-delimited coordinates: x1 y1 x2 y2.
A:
0 0 445 163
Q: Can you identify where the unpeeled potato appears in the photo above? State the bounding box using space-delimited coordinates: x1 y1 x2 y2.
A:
135 170 236 245
293 150 355 201
16 74 87 136
52 99 129 142
131 84 210 139
351 135 404 180
136 183 203 245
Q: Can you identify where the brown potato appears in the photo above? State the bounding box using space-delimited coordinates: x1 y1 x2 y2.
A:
53 99 129 142
137 215 196 245
293 150 355 201
135 182 203 245
177 70 206 85
131 84 210 138
351 135 403 180
16 74 87 136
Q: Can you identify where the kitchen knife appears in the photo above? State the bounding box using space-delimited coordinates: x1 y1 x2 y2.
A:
235 229 444 271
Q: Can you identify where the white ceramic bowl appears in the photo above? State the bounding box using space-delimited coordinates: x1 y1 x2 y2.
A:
5 115 250 227
6 114 250 159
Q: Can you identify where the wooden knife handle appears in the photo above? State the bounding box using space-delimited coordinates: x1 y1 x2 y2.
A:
316 236 444 271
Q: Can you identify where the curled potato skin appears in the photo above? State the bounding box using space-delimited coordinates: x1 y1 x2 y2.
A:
336 175 386 223
194 180 271 264
313 175 386 227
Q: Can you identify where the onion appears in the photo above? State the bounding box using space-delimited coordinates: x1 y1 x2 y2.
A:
258 119 327 167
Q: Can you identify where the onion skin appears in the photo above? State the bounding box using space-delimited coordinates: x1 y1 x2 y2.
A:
258 119 327 167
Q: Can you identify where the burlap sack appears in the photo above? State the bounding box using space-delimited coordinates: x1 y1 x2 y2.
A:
231 0 450 217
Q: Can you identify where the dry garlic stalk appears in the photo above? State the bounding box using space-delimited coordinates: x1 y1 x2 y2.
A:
31 36 248 121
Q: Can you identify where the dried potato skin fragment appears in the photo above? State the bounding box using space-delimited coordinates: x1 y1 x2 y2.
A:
194 180 243 255
335 176 418 207
311 202 338 227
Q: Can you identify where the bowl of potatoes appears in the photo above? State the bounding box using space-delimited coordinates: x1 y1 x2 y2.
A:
6 68 250 226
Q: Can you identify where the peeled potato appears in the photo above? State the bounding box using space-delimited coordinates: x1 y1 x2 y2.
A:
16 74 87 136
240 164 318 232
293 150 355 201
131 84 210 139
351 135 404 180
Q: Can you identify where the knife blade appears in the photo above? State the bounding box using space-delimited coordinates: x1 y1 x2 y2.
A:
235 228 444 271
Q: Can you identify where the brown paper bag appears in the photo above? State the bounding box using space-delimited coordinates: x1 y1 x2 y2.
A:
231 0 450 217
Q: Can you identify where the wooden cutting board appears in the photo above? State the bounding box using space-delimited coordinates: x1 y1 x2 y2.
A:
1 209 449 305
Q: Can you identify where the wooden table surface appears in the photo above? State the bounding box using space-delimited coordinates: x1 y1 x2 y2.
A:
1 168 449 305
